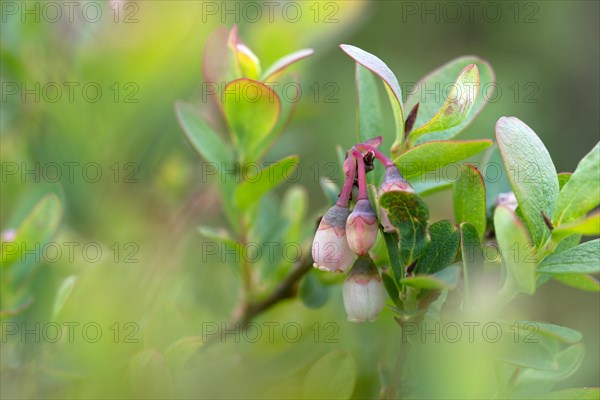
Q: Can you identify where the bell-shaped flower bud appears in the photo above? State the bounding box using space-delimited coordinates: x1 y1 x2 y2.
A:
496 192 518 213
378 165 413 232
346 199 378 255
312 205 355 273
343 255 386 323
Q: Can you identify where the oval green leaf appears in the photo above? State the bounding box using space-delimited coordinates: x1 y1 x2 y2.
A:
553 142 600 226
394 139 492 180
409 64 480 145
223 78 281 162
401 265 460 290
379 191 430 265
405 56 494 144
494 205 538 295
454 164 487 240
496 117 559 249
550 273 600 292
356 64 384 143
235 156 299 209
175 101 233 165
340 44 405 154
415 220 460 275
538 239 600 275
262 48 314 81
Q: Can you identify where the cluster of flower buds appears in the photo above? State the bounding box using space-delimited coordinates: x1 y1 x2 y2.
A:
311 137 413 322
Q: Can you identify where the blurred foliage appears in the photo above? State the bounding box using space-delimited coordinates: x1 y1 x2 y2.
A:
1 1 598 398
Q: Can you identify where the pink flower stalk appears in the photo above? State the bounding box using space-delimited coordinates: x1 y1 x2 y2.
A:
343 255 386 323
356 140 413 232
346 150 378 255
312 155 357 272
355 141 395 168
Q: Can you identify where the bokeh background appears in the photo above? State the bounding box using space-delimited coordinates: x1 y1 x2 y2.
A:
1 1 598 398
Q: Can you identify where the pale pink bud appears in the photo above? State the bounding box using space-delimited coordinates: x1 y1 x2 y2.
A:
346 199 378 255
343 256 386 323
312 205 355 273
378 165 413 232
496 192 518 213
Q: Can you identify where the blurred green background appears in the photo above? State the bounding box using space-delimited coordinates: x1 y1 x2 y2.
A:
1 1 598 398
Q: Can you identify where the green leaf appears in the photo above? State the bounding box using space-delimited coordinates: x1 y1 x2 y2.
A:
379 191 430 265
176 101 237 225
409 64 480 144
517 344 584 382
550 273 600 292
496 116 559 249
460 222 484 305
454 164 487 240
554 234 582 254
394 139 492 180
253 73 300 159
233 43 261 80
494 206 538 295
503 320 582 344
552 211 600 241
299 273 329 309
302 351 357 400
405 56 495 144
382 231 403 284
2 193 63 273
401 265 460 290
223 78 281 162
175 101 233 165
52 275 77 320
538 239 600 275
235 156 299 209
415 220 460 274
495 340 556 371
381 272 401 307
553 142 600 226
249 194 288 276
356 64 383 143
339 44 404 155
262 48 314 81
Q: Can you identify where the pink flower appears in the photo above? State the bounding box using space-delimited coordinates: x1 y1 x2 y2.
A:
346 199 378 255
343 256 386 323
312 205 355 273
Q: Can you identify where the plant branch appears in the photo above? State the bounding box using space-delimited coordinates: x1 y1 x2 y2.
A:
240 252 313 326
201 251 314 348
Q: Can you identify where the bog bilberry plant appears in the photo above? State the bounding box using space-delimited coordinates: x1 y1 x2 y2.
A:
176 26 599 399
